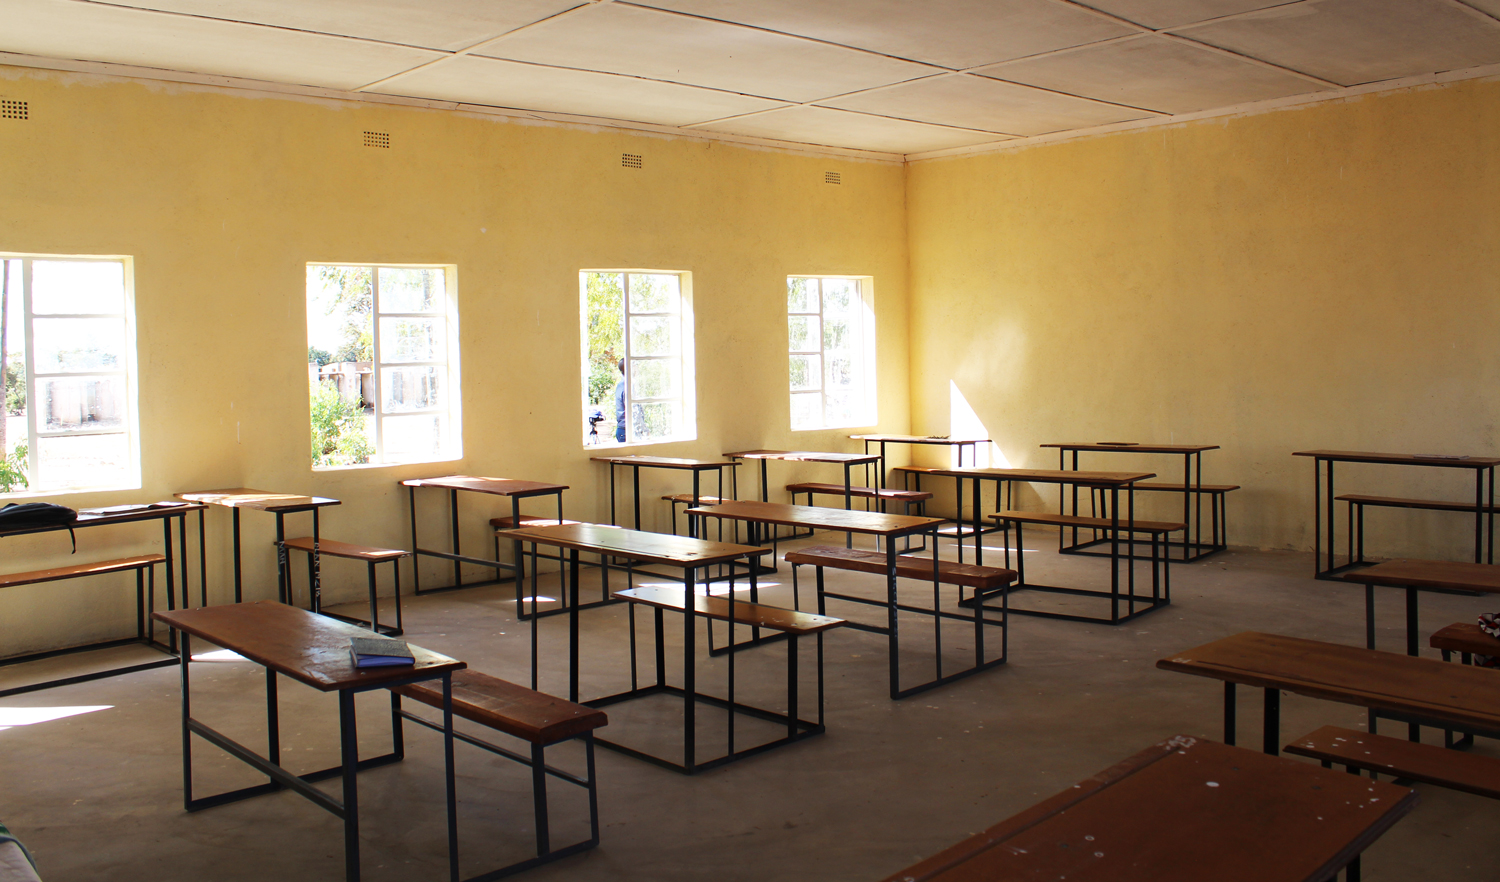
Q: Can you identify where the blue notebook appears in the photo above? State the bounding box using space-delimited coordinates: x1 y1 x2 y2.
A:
350 635 415 668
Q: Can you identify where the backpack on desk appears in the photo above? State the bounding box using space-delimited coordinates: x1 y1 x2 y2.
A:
0 502 79 551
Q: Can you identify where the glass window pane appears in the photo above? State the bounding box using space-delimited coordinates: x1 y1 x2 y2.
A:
584 273 625 407
307 266 374 363
631 401 677 441
790 393 821 431
823 279 857 314
826 354 857 389
378 267 444 314
787 278 816 313
789 354 820 392
36 432 130 490
823 316 852 353
628 274 679 314
630 315 678 357
31 260 125 315
381 366 444 413
38 376 126 433
789 316 820 353
825 390 857 426
382 413 447 459
379 317 444 363
630 358 679 399
33 317 126 373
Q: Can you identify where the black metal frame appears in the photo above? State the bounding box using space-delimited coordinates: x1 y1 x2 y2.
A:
1051 446 1224 562
727 452 881 550
991 515 1170 626
282 543 406 637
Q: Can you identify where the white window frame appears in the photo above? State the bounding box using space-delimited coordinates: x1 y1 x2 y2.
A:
0 254 141 496
579 270 696 447
307 263 462 470
788 275 876 431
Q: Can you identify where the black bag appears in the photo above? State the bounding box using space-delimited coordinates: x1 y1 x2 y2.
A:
0 502 79 551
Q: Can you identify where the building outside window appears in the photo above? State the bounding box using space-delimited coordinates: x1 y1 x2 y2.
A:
306 264 460 468
580 271 695 446
788 276 875 431
0 256 139 495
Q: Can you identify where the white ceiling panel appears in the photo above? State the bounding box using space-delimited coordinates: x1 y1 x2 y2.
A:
1182 0 1500 87
382 55 789 127
1076 1 1294 31
87 0 584 52
983 34 1331 114
632 0 1135 69
2 0 442 90
475 3 937 103
820 74 1155 136
691 105 1010 154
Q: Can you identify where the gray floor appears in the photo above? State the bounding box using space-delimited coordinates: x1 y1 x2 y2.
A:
1 531 1494 881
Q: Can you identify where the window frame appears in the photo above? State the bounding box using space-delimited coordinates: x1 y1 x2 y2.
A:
787 275 876 432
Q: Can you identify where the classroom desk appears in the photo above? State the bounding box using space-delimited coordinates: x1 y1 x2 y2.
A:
725 450 882 548
154 601 463 882
589 455 737 537
1341 559 1500 655
1043 442 1221 561
175 489 339 607
880 734 1416 882
1292 450 1500 580
850 434 989 486
0 501 205 697
1157 630 1500 756
400 475 568 595
494 523 812 774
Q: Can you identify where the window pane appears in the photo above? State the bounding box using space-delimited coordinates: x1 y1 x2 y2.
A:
630 315 677 357
787 278 816 313
381 366 444 413
36 432 130 490
307 266 374 363
823 316 852 352
628 274 679 314
825 390 857 426
789 354 820 392
382 413 447 459
630 358 679 399
38 376 126 433
789 316 820 353
823 279 857 314
379 317 444 363
584 273 625 407
790 393 821 431
31 260 125 315
378 267 444 314
826 354 856 389
631 401 677 441
33 317 126 372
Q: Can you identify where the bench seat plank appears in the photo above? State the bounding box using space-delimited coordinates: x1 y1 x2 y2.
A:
489 515 582 529
1134 482 1240 493
992 510 1184 534
615 585 843 635
394 669 607 745
784 544 1015 590
1286 725 1500 800
1334 494 1500 514
1342 558 1500 593
0 554 165 589
660 494 730 505
281 536 408 562
1431 622 1500 657
786 482 932 502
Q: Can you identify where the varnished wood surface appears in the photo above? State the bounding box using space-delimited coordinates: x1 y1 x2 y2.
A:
1430 622 1500 656
893 466 1155 486
488 515 581 529
1286 725 1500 801
784 545 1015 589
615 586 845 634
495 522 769 567
724 449 881 464
1136 481 1241 492
661 494 730 504
590 455 738 470
687 500 942 536
849 434 991 446
786 482 932 501
280 536 409 562
1042 442 1220 453
399 475 569 496
175 488 340 512
1333 493 1500 513
0 553 165 588
880 735 1415 882
154 601 463 691
1293 450 1500 467
394 669 607 745
1157 631 1500 735
993 510 1185 533
1341 558 1500 593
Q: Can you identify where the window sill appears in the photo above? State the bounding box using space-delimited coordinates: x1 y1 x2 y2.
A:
313 454 462 472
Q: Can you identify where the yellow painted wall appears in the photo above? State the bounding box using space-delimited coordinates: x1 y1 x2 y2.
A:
907 77 1500 555
0 66 911 655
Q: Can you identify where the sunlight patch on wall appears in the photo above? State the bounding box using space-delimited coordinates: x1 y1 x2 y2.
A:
950 381 1010 468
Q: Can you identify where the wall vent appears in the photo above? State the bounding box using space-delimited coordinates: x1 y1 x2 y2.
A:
363 130 390 148
825 171 841 185
1 100 28 121
621 153 643 169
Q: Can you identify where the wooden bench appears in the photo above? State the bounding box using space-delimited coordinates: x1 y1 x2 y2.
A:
1286 725 1500 800
0 554 176 698
784 544 1015 606
280 537 407 636
392 669 607 877
787 483 933 550
1337 493 1500 567
1111 481 1238 550
1432 621 1500 664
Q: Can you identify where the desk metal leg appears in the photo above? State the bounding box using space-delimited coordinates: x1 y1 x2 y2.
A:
311 508 322 613
1263 687 1280 756
1405 586 1418 657
683 565 697 774
443 673 458 882
449 490 462 589
569 549 581 703
886 541 899 700
233 508 243 603
1224 681 1236 746
266 668 280 776
408 486 420 594
197 509 207 607
180 632 195 808
275 513 287 604
338 689 360 882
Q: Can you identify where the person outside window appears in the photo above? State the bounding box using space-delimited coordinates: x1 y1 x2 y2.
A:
613 358 626 443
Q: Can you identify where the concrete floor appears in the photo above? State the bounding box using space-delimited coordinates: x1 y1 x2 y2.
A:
1 531 1495 881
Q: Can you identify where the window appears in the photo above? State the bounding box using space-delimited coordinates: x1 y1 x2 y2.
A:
0 256 139 495
306 264 460 468
580 271 695 446
788 276 875 431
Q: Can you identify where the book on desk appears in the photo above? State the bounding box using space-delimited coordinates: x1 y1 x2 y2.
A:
350 635 415 668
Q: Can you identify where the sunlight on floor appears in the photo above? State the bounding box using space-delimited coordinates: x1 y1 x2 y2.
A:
0 705 111 732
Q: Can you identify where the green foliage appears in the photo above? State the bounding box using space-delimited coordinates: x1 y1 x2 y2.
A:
319 266 374 363
333 330 372 365
584 273 624 405
4 354 22 415
307 346 333 367
309 380 372 466
0 443 28 493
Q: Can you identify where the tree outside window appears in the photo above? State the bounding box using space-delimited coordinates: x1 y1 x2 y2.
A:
581 271 694 446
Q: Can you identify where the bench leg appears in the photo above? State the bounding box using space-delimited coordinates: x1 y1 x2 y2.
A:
531 743 550 856
1224 681 1236 746
1263 687 1280 756
786 634 799 740
1364 584 1375 650
366 561 379 633
392 560 404 635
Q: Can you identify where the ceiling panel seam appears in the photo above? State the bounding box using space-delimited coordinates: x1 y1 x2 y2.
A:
1155 33 1342 89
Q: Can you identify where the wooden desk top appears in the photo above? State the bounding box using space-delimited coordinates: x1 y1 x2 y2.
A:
1341 558 1500 593
589 455 738 470
882 735 1415 882
1042 442 1220 453
400 475 569 496
0 502 208 539
724 449 880 465
687 500 942 536
153 601 463 692
495 522 769 568
849 434 990 446
1157 631 1500 735
175 489 340 512
1293 450 1500 467
895 466 1155 486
